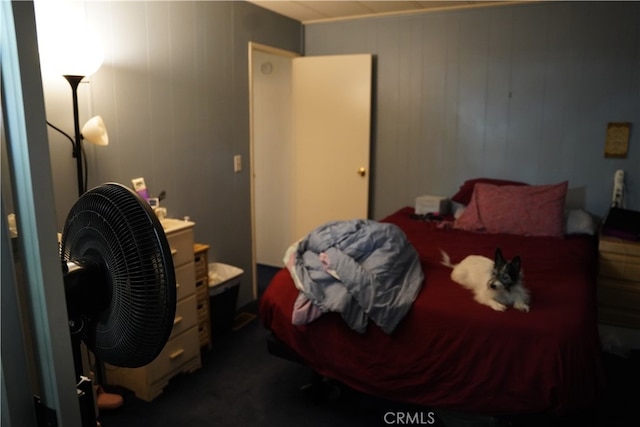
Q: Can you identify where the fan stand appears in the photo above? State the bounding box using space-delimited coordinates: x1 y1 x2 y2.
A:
66 291 123 425
69 318 98 427
93 355 123 410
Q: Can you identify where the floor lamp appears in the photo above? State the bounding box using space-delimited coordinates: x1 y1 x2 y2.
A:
66 74 108 196
46 75 109 198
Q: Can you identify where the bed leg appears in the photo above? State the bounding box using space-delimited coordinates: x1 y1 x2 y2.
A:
299 372 342 401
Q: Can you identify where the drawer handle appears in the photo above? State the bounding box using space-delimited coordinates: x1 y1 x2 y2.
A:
171 248 178 256
169 349 185 360
176 283 181 289
173 316 183 325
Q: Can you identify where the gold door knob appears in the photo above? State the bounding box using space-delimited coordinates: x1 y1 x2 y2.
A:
357 167 366 177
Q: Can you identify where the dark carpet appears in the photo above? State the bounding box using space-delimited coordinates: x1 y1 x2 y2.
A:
98 264 638 427
98 310 425 427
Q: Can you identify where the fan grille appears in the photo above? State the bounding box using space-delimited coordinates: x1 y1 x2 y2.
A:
61 183 176 368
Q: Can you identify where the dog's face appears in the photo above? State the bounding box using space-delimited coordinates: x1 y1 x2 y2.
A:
489 248 521 292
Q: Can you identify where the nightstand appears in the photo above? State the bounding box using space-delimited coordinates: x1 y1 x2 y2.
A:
597 233 640 329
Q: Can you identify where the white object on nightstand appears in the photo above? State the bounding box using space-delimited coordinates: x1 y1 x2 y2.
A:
415 195 450 215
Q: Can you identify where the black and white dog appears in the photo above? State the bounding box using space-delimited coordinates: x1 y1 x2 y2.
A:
440 248 530 312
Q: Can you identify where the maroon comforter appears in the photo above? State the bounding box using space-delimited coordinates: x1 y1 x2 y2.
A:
259 207 604 415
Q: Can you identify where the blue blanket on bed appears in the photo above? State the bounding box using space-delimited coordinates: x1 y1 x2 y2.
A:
289 219 424 334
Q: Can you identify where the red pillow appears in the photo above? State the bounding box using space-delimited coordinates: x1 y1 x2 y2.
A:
454 182 568 237
451 178 527 205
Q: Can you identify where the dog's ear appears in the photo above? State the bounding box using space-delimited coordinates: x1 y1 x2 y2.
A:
494 248 506 268
509 256 522 274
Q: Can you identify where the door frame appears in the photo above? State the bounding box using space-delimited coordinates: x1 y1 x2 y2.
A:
2 2 82 425
248 42 299 300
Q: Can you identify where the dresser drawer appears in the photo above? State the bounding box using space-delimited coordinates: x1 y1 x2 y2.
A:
195 277 208 299
166 228 194 267
598 305 640 329
599 252 640 281
175 262 195 301
599 234 640 257
170 295 198 339
598 277 640 304
194 252 208 278
198 323 211 345
147 326 200 383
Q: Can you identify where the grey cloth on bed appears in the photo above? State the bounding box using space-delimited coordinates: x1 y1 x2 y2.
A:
291 219 424 334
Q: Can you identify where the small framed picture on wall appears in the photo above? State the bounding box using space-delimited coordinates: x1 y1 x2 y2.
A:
604 122 631 158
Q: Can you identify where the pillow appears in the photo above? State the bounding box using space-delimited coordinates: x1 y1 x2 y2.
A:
451 201 466 219
454 182 568 237
451 178 527 205
565 209 598 235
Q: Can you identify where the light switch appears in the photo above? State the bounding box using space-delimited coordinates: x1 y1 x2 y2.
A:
233 155 242 173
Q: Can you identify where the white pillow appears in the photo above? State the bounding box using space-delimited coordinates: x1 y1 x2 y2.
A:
565 209 597 235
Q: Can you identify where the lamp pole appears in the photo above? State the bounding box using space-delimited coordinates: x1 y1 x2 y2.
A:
64 75 85 197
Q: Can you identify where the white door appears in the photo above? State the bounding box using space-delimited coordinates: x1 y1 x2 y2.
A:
291 54 372 239
250 46 372 291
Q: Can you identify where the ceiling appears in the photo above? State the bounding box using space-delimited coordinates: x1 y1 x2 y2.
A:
247 1 515 23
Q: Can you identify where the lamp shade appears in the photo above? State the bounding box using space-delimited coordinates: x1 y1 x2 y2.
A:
34 1 104 77
81 116 109 146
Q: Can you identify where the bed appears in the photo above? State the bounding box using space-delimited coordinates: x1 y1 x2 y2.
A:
259 179 604 417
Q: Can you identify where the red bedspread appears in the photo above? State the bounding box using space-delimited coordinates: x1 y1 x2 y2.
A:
259 207 604 415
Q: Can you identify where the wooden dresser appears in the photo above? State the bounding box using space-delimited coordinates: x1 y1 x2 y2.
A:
105 220 202 401
194 243 212 350
597 233 640 329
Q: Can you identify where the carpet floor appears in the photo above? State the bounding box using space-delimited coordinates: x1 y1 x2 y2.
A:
98 312 419 427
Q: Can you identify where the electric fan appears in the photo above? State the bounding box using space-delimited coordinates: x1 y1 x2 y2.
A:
60 182 176 369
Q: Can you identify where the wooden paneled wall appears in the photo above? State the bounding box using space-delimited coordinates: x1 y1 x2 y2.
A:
305 1 640 219
44 1 302 308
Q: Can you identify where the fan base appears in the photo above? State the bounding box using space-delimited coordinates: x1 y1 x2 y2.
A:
95 386 123 410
